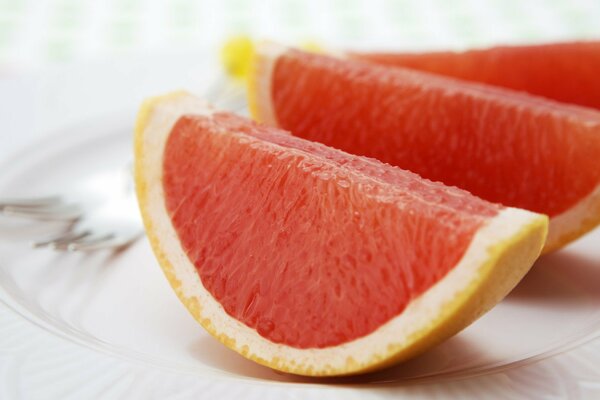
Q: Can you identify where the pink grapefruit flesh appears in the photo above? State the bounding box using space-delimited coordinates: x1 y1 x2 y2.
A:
164 112 501 348
353 41 600 110
135 92 547 376
248 44 600 252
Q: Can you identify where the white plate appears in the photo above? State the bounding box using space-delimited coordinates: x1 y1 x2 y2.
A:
1 60 600 399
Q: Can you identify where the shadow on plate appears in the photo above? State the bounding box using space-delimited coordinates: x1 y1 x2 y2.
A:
192 330 493 385
506 249 600 306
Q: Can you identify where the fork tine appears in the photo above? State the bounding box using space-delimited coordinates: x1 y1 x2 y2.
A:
61 233 115 251
68 235 137 252
0 196 63 209
33 230 91 248
51 232 93 249
78 230 143 251
2 204 82 221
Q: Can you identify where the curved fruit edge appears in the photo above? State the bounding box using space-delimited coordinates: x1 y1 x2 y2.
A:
247 42 598 253
357 210 548 374
135 92 548 376
544 184 600 253
247 41 284 125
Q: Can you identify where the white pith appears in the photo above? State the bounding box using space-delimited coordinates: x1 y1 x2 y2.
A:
138 92 543 373
546 184 600 250
252 42 600 252
251 41 284 126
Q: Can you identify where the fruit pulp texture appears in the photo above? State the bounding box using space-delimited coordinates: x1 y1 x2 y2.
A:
163 113 501 348
354 42 600 110
271 50 600 218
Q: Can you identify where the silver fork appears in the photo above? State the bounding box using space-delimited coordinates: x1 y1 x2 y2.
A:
0 164 142 251
0 78 247 252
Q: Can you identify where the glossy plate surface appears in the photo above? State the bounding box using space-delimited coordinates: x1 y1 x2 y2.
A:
0 57 599 399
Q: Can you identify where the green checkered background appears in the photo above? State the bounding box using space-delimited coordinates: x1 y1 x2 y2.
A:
1 0 600 70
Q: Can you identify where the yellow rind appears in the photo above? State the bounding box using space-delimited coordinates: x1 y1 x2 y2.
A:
221 36 255 80
353 214 548 374
134 92 548 376
246 43 264 123
246 52 262 122
246 44 600 253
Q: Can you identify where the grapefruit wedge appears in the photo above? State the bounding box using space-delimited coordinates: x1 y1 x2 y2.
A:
353 41 600 109
248 43 600 253
135 91 547 376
